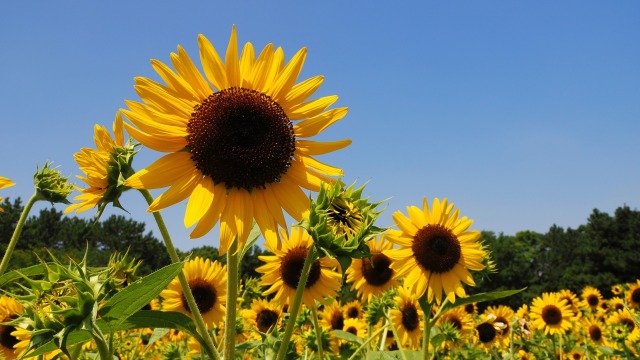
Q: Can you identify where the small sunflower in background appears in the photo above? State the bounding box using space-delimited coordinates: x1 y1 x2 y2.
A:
580 316 608 346
121 26 351 254
241 298 282 335
384 197 488 304
483 305 515 347
0 177 14 212
474 314 503 351
389 287 424 349
346 236 399 301
66 113 136 216
257 226 341 308
611 284 623 296
319 301 345 331
529 292 573 335
342 300 364 320
626 279 640 310
580 286 603 313
161 257 227 327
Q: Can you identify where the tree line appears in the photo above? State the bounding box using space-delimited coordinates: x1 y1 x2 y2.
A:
2 197 639 307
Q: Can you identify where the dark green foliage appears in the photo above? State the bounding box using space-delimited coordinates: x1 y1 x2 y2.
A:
0 197 171 275
475 205 640 309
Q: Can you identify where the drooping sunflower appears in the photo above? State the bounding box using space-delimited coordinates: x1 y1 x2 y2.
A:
389 287 424 349
122 27 351 254
346 236 400 301
529 292 574 335
383 197 487 304
257 226 341 308
66 113 135 215
160 257 227 327
0 177 15 212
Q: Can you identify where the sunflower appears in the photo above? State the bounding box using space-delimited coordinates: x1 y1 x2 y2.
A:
0 177 14 212
530 292 574 335
241 298 282 335
257 226 341 308
346 236 400 301
611 284 623 296
0 296 23 360
580 286 603 312
66 113 134 215
121 27 351 254
11 327 63 360
606 308 636 333
383 197 487 304
160 257 226 327
626 279 640 310
609 297 625 312
580 316 608 346
437 306 474 339
483 305 514 347
390 287 424 349
343 300 363 320
342 317 367 339
474 314 504 351
557 289 582 319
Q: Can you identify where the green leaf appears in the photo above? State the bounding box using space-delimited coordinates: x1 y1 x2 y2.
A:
0 264 47 287
98 262 184 326
438 288 525 314
333 330 363 344
367 350 422 360
147 328 171 347
238 221 261 263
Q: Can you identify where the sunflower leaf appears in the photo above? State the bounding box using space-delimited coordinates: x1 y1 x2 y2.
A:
0 264 47 287
436 288 526 317
97 261 184 326
333 329 363 344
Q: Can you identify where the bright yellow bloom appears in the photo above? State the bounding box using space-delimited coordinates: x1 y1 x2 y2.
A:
530 292 574 335
626 279 640 310
160 257 227 327
389 287 424 349
257 226 341 308
384 197 487 304
346 236 400 301
0 177 14 212
122 27 350 254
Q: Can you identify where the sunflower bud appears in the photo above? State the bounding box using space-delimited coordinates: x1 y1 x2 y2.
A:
303 181 386 273
33 162 73 204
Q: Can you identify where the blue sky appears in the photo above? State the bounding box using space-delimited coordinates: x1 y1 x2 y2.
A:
1 1 638 251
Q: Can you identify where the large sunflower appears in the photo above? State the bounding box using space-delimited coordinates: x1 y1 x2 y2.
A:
122 27 350 254
0 177 15 212
383 197 487 304
257 226 341 308
346 236 400 301
529 292 573 335
66 113 132 214
160 257 227 327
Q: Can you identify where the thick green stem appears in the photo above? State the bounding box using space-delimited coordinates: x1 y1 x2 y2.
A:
138 189 217 360
0 193 38 276
223 239 239 360
310 307 325 360
418 294 432 360
275 246 317 360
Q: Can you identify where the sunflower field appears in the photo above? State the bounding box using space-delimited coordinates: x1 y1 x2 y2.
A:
1 27 639 360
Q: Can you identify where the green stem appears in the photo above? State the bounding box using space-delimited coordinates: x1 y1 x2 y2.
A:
349 325 387 360
69 342 82 360
0 193 38 276
418 276 432 360
275 246 317 360
310 307 325 360
223 239 239 360
138 189 217 360
384 311 408 360
91 323 113 360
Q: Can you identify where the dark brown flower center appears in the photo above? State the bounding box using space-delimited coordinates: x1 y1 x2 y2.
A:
0 323 18 350
280 247 321 289
401 303 420 332
181 278 217 314
476 322 496 343
256 309 279 333
464 304 476 314
346 306 360 319
412 224 461 274
614 302 625 311
330 311 345 330
588 325 602 341
620 317 635 331
586 294 599 307
632 288 640 304
187 87 295 190
346 326 358 335
361 253 393 286
541 305 562 325
442 315 463 331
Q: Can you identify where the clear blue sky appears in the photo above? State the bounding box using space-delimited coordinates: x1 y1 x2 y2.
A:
1 1 639 251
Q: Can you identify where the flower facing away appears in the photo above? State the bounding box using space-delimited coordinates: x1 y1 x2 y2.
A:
0 177 15 212
257 226 341 308
383 197 488 304
66 113 137 216
122 27 351 254
389 287 424 349
161 257 227 327
33 162 73 204
346 236 400 301
529 292 574 335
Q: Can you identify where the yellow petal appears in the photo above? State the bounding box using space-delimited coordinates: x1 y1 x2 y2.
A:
295 155 344 177
189 183 227 239
122 123 187 153
125 152 196 189
296 139 351 156
184 176 216 228
288 95 339 120
147 171 201 212
392 211 418 236
198 34 229 91
239 42 256 88
151 59 199 101
270 176 310 221
171 45 213 100
283 75 324 108
270 47 307 103
225 25 241 88
293 107 348 137
250 43 275 92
